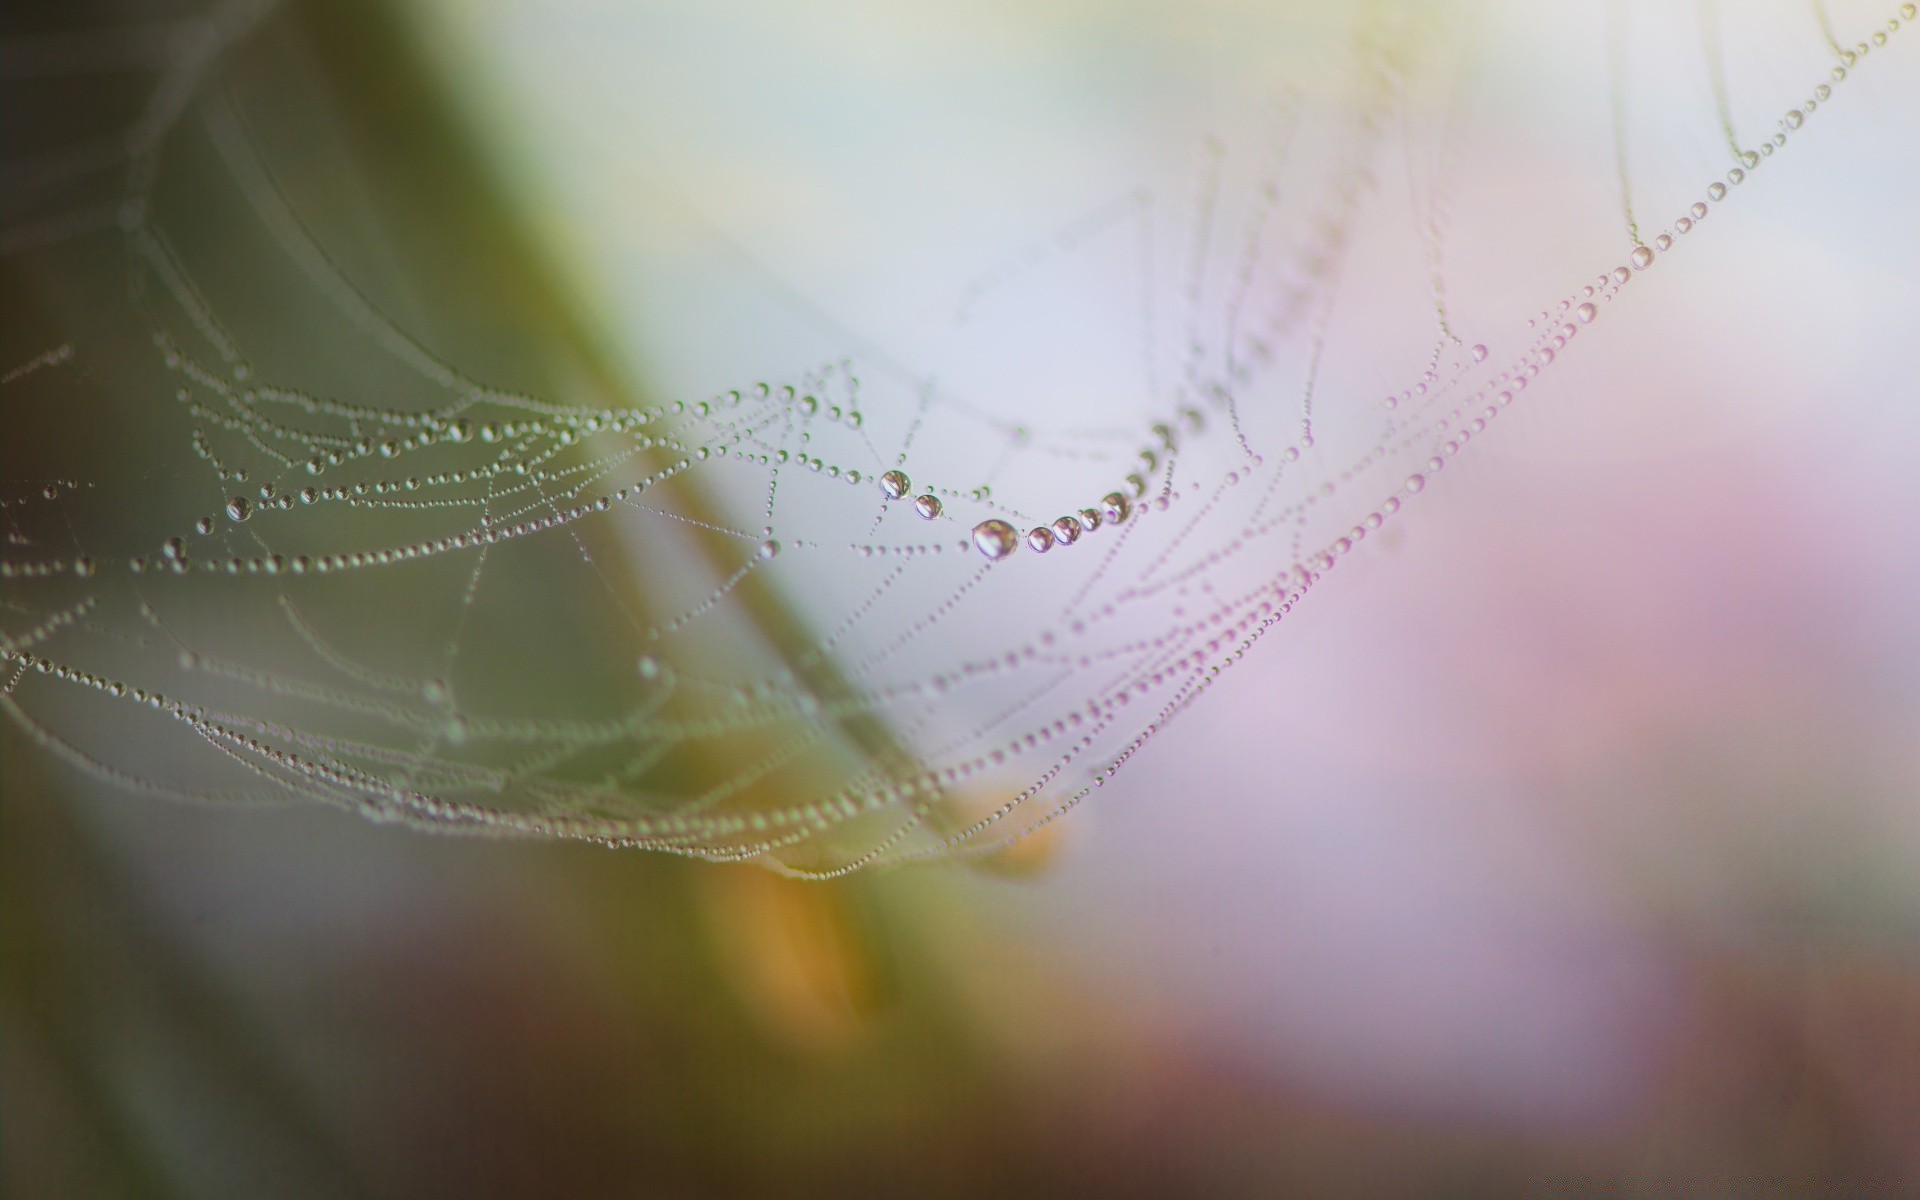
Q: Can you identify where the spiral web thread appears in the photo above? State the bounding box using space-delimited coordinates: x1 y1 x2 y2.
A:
1 0 1912 874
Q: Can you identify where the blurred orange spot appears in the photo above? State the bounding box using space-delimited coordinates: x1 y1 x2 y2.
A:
699 867 878 1053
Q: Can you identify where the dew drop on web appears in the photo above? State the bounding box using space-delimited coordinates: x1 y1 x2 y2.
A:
971 520 1019 560
0 0 1912 874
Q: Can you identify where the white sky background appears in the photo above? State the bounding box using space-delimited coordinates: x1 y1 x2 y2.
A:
413 0 1920 1127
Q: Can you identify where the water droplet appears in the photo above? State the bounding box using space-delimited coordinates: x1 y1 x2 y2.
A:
879 469 910 500
1785 109 1805 130
971 519 1018 560
1405 473 1426 494
1654 234 1673 252
446 419 473 443
1100 492 1132 524
1026 526 1055 553
1050 516 1082 546
637 654 661 679
226 496 252 522
72 556 94 578
1077 508 1103 533
1674 216 1693 234
1575 302 1597 324
1727 167 1746 185
913 494 943 520
162 537 185 561
757 539 780 560
1689 202 1709 219
1630 246 1654 270
1470 344 1489 362
1707 182 1727 201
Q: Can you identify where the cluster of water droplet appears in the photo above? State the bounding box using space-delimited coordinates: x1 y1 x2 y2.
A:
3 0 1911 873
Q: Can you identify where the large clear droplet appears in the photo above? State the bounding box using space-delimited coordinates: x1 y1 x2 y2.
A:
971 519 1018 560
913 494 943 520
879 469 910 500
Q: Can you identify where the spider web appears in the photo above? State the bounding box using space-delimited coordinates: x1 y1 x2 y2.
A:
2 0 1914 874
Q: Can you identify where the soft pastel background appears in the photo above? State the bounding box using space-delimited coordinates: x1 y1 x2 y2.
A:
5 0 1918 1195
